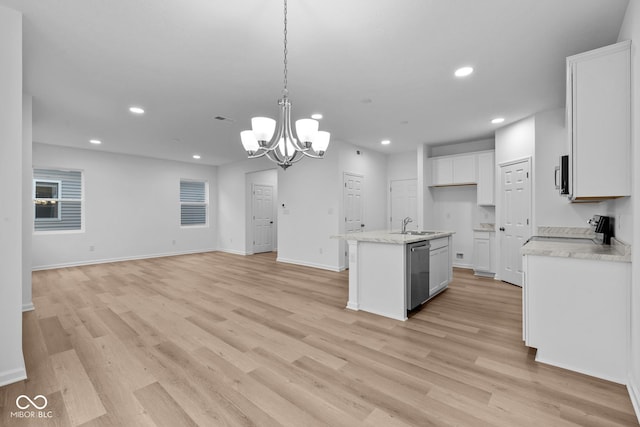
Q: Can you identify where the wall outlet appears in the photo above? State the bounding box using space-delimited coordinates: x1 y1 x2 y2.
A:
456 253 464 259
319 248 323 254
89 245 95 252
172 240 176 245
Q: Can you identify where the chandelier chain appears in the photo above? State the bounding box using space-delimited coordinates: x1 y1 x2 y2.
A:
283 0 288 96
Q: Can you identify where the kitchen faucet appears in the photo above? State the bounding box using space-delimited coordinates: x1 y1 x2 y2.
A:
401 216 413 234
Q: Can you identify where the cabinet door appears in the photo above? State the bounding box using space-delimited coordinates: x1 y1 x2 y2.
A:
452 154 476 184
429 246 449 293
432 157 453 186
477 152 495 205
568 41 630 199
473 237 491 272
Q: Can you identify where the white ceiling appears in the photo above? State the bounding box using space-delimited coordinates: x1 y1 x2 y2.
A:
1 0 630 166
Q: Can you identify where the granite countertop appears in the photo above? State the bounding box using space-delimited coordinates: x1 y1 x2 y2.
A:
473 223 495 232
332 230 455 244
521 226 631 263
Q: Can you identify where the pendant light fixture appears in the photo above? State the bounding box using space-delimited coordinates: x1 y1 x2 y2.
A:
240 0 330 170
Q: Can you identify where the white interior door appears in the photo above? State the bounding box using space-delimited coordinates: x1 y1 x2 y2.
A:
344 173 364 233
499 159 531 286
252 184 274 254
344 173 364 267
390 179 418 231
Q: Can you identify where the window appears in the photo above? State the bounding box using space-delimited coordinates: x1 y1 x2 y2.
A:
33 169 83 232
180 180 208 226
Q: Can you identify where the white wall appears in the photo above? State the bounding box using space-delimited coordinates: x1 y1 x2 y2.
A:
534 108 600 228
0 5 26 386
277 146 342 270
22 95 33 311
495 116 535 280
431 186 477 268
337 143 389 270
430 138 495 157
387 150 418 181
246 169 278 253
618 0 640 419
32 143 218 269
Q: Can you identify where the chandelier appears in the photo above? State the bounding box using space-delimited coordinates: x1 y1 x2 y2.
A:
240 0 330 170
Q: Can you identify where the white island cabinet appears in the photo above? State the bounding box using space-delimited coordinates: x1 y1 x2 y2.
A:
337 230 454 321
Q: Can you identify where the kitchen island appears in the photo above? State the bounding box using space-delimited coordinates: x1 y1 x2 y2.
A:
334 230 454 321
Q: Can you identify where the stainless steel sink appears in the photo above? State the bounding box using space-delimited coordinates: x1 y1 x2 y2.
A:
392 231 438 236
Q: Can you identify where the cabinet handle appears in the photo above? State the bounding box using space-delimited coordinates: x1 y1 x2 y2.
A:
499 227 505 231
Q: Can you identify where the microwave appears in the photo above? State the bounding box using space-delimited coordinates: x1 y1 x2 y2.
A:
555 155 569 195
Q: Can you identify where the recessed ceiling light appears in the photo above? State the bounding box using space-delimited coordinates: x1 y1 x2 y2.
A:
129 106 145 114
491 117 505 124
192 154 201 159
454 66 474 77
311 113 323 120
381 140 391 145
89 139 102 145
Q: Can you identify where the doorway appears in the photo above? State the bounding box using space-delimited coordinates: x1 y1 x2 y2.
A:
343 172 364 267
389 179 418 231
252 184 274 254
247 169 278 255
499 158 532 286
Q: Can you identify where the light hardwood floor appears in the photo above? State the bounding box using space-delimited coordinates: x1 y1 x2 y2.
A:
1 251 638 426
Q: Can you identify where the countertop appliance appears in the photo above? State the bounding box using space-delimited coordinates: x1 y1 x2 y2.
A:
555 155 569 195
589 215 614 244
406 241 430 310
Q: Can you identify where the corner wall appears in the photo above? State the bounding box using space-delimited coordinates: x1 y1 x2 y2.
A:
22 95 33 311
32 144 218 269
0 5 26 386
618 0 640 420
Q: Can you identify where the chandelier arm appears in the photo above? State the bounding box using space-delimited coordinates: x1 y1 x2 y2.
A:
300 150 325 159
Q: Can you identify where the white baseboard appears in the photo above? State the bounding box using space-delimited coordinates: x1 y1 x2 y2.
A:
276 257 341 272
0 366 27 388
22 302 34 312
452 263 474 270
535 353 626 385
32 248 218 271
629 379 640 424
217 248 249 256
346 302 359 311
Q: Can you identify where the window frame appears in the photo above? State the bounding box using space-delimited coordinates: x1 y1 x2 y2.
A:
32 168 85 235
179 179 209 228
33 179 62 221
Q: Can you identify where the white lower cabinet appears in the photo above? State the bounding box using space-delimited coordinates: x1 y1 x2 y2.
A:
429 237 451 295
473 231 495 276
523 254 630 383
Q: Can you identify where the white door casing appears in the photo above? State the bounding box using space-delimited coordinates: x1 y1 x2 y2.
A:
499 159 531 287
252 184 274 254
390 179 418 231
344 173 364 267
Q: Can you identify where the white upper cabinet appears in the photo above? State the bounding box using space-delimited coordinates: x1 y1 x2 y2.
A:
567 40 631 201
476 151 495 206
431 153 477 186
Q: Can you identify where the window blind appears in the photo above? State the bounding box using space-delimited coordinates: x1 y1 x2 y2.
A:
180 180 207 226
34 169 83 231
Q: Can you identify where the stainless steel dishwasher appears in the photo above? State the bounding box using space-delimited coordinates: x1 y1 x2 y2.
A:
406 240 430 310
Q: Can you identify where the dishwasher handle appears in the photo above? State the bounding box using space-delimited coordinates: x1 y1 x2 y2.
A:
410 245 431 252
